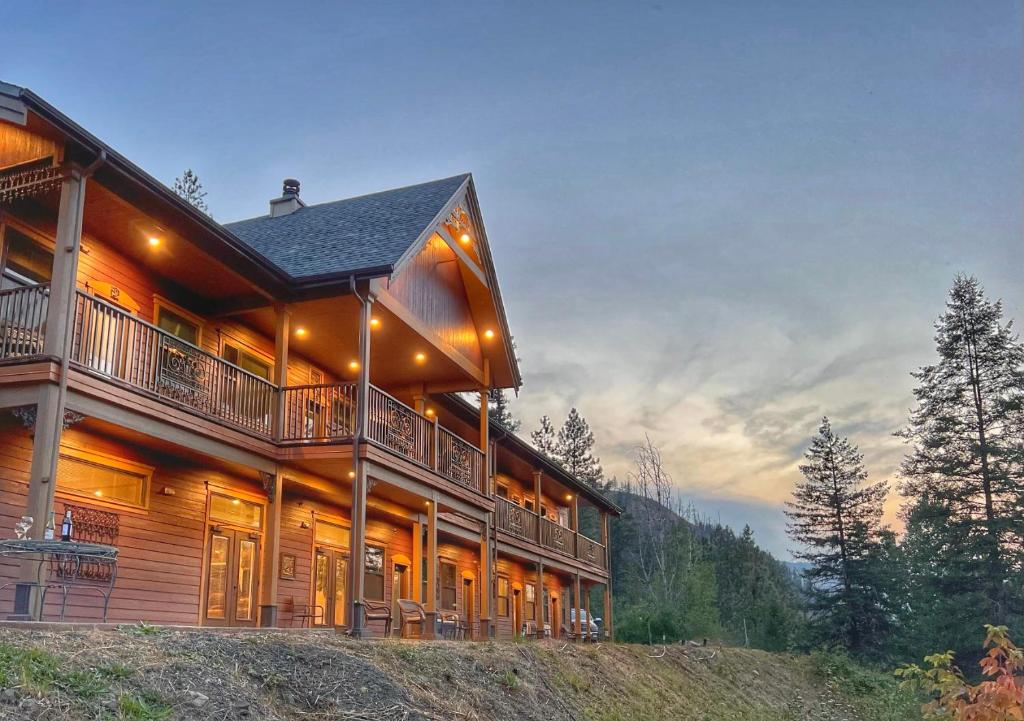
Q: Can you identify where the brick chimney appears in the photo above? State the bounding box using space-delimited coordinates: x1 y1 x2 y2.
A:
269 178 305 217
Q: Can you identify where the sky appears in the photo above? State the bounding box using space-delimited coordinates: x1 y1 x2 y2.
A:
3 1 1021 558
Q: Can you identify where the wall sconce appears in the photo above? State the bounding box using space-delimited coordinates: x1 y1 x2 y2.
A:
300 520 311 529
160 487 176 496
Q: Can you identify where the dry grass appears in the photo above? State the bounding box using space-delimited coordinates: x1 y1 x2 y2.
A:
0 627 905 720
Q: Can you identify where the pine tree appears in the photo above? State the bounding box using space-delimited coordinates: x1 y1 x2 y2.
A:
531 415 558 457
786 417 891 655
172 169 210 216
488 388 520 432
556 408 603 487
898 274 1024 632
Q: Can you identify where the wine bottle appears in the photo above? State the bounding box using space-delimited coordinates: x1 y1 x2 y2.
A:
43 512 55 541
60 510 73 542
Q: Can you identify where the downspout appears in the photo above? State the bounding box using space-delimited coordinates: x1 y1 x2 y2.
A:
47 149 106 477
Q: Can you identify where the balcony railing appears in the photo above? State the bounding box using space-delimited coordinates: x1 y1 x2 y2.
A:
495 497 606 569
0 283 50 361
367 385 433 466
71 291 276 436
281 383 356 441
437 427 485 492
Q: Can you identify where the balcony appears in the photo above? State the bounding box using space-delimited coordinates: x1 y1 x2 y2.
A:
0 284 50 360
57 291 487 493
494 497 607 570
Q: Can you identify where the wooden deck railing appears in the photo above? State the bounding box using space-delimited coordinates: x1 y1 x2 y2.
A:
0 283 49 360
281 383 356 441
496 497 605 568
71 291 276 436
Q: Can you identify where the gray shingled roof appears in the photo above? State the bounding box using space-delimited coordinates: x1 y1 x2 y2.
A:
224 174 470 280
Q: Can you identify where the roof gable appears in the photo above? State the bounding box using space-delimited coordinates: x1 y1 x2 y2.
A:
224 174 470 281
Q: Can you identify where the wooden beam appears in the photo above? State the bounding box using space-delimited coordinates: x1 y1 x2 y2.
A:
425 498 438 638
533 470 543 545
347 292 373 637
272 305 290 442
435 227 488 287
535 558 545 638
411 520 423 605
573 572 582 640
479 515 492 637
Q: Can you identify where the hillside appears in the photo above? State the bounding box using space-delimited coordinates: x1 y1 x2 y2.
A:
0 626 918 721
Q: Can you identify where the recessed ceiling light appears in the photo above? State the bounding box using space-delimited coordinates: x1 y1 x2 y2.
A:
460 233 471 244
348 360 359 371
415 352 426 364
484 329 495 340
426 408 435 417
348 471 356 479
370 318 381 329
295 327 307 338
148 237 160 247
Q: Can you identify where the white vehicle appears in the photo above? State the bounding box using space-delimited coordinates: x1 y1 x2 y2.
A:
569 608 600 641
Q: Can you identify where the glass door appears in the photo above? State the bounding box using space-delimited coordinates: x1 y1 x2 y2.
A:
313 547 349 628
203 527 261 627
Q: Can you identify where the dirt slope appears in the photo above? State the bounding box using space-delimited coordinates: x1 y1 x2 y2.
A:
0 626 901 720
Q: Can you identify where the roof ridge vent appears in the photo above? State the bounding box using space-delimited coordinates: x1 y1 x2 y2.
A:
269 178 305 217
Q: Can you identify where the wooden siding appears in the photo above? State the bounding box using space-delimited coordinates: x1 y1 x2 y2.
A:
387 235 482 366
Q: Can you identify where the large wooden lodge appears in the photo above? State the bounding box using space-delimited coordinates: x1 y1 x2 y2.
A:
0 82 618 639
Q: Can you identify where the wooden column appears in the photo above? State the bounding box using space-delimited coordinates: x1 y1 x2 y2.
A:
18 166 88 618
479 515 492 638
347 289 374 636
583 583 591 642
600 511 610 569
571 495 579 532
271 305 290 442
604 582 613 641
601 510 613 639
24 166 87 530
424 498 438 638
573 572 582 640
479 359 490 494
259 467 285 626
533 470 543 545
411 520 423 604
412 383 427 414
534 558 544 639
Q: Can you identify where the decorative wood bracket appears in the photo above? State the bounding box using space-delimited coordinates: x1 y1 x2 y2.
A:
10 406 86 433
259 471 276 502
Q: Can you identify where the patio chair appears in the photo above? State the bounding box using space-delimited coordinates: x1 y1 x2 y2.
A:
363 599 392 637
281 597 323 628
397 598 427 638
560 623 578 641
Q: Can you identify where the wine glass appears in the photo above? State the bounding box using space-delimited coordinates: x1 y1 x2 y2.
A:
14 516 32 540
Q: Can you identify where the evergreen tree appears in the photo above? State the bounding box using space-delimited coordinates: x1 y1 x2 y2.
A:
556 408 603 487
786 417 891 656
898 275 1024 640
172 169 210 216
487 388 520 432
531 415 558 457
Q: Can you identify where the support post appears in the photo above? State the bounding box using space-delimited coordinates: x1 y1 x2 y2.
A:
535 558 544 639
604 582 613 641
533 470 543 545
411 520 423 605
272 305 290 442
571 495 579 532
424 498 438 638
600 511 610 570
479 359 490 494
583 583 591 642
573 572 582 640
259 467 284 626
17 167 88 619
479 515 492 638
347 287 374 636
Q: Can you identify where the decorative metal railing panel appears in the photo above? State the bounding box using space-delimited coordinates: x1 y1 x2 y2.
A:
281 383 357 441
0 283 49 360
437 427 484 492
72 292 276 437
367 385 431 466
540 517 575 557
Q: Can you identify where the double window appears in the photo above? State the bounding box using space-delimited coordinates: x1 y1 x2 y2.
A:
496 576 510 617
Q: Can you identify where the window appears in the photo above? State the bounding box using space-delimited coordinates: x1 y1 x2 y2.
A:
156 305 200 345
364 545 385 600
56 449 152 509
222 342 272 380
209 493 263 529
421 557 428 603
543 588 550 623
309 368 324 385
314 520 349 548
440 560 457 610
1 226 52 288
524 498 535 513
496 484 509 499
496 576 510 617
540 505 548 520
525 583 536 620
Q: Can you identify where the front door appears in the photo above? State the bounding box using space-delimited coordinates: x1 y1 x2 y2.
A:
462 578 475 638
512 588 521 638
203 527 260 626
392 564 409 634
313 547 349 627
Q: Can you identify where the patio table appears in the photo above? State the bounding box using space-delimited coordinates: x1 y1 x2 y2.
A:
0 538 118 622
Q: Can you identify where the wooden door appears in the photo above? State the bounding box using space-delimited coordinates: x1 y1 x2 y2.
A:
313 547 349 628
391 564 409 633
462 578 475 638
204 528 260 626
512 588 521 638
